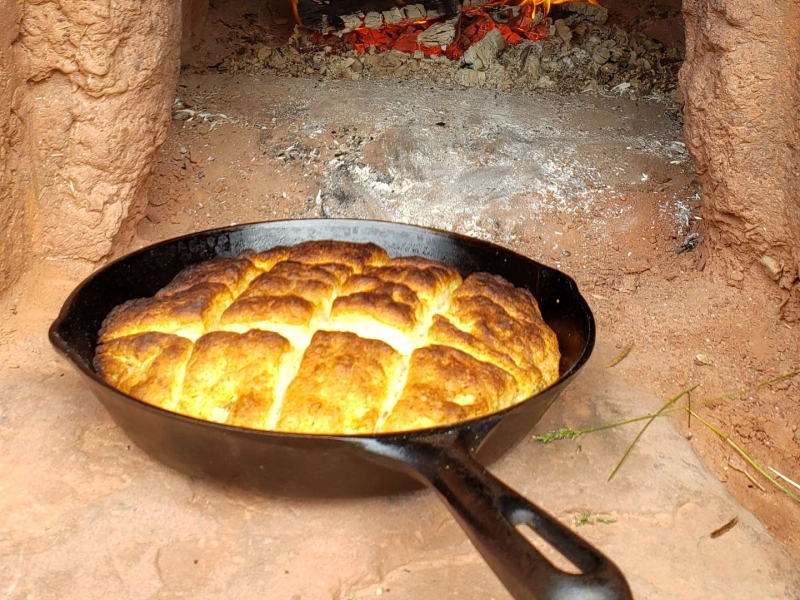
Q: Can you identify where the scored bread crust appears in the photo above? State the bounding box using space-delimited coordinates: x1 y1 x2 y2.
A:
94 240 561 434
179 329 293 428
277 330 405 434
382 345 517 432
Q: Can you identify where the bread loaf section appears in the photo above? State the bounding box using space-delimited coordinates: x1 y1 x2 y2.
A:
95 240 560 434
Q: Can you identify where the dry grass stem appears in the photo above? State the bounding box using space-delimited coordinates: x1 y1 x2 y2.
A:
768 467 800 492
692 370 799 410
533 370 800 502
604 343 634 368
728 460 767 492
533 370 799 445
710 516 738 539
687 410 800 505
687 389 692 429
607 385 697 481
574 512 617 527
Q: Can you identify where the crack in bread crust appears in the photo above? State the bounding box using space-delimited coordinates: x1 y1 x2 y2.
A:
95 241 560 434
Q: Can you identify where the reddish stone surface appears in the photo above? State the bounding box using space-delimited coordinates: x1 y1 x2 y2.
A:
680 0 800 319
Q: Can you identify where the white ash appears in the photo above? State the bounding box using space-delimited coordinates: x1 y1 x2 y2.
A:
382 7 405 25
306 86 678 243
275 143 321 165
404 4 426 20
454 69 487 87
188 74 697 251
660 192 700 238
364 12 384 29
171 97 234 130
340 14 363 32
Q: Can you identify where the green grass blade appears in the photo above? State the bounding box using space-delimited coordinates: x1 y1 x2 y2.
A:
532 369 799 446
607 385 698 482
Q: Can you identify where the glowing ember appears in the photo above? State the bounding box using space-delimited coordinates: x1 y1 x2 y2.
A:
293 0 602 60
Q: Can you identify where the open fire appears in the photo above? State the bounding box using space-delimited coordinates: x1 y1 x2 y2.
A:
292 0 603 60
254 0 677 100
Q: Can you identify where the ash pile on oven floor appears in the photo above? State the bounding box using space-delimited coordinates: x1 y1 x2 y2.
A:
214 1 683 102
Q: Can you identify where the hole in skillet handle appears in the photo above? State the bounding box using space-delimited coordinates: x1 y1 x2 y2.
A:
514 524 582 576
360 436 633 600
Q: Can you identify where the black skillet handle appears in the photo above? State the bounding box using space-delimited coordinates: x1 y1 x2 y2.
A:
364 438 632 600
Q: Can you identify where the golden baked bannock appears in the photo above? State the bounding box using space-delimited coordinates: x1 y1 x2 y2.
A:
95 240 560 434
99 283 234 342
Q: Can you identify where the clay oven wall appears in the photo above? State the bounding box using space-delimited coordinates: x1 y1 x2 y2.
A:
1 0 181 293
680 0 800 316
0 0 28 292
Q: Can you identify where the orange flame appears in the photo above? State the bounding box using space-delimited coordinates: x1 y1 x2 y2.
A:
536 0 601 16
473 0 600 17
292 0 601 26
291 0 301 26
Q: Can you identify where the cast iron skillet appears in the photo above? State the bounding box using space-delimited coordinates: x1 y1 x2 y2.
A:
49 219 632 600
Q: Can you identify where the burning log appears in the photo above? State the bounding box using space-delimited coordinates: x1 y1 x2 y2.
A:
558 1 608 24
299 0 546 61
296 0 462 30
296 0 603 31
463 27 505 69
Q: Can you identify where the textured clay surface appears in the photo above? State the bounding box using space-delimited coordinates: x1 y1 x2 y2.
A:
10 0 182 262
680 0 800 319
0 0 28 293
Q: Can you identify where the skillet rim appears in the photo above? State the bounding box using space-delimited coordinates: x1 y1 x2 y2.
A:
48 217 596 442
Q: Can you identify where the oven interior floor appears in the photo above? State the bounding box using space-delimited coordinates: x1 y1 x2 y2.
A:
1 74 798 599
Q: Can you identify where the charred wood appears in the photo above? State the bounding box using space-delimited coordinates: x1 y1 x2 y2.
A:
298 0 462 29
